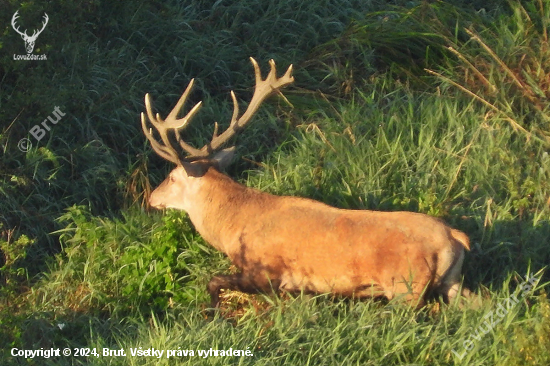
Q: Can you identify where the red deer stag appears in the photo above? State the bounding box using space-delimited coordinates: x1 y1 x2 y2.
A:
141 58 472 308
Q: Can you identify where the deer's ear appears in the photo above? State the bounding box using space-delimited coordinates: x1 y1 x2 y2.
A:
211 147 236 171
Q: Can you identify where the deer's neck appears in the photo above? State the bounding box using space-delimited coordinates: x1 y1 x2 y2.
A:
185 168 269 253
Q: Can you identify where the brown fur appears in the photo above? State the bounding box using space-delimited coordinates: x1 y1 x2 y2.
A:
149 163 471 308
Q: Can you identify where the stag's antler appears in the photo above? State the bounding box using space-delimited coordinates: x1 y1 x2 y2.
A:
141 57 294 164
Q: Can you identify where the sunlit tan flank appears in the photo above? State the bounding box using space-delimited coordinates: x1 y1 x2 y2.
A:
142 58 472 308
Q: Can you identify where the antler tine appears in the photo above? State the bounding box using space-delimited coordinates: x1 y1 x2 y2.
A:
228 90 240 127
165 78 196 125
204 57 294 154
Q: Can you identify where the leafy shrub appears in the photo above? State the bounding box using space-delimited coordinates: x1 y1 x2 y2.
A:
49 205 222 314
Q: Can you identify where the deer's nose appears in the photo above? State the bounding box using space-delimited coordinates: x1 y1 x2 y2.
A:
148 196 165 209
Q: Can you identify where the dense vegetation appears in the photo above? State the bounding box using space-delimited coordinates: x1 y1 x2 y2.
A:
1 0 549 365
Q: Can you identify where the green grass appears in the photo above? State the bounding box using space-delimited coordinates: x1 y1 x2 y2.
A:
1 0 550 365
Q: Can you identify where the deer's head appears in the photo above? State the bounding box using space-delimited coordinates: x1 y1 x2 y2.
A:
141 58 294 211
